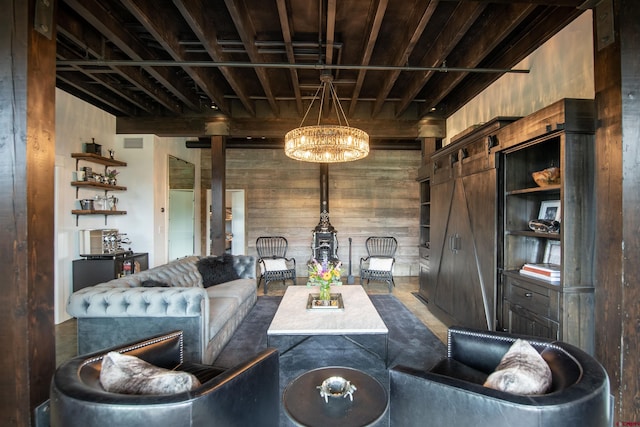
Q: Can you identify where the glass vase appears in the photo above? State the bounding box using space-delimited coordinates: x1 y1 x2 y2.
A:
319 282 331 301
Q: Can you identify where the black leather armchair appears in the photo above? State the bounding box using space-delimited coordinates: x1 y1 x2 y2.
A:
390 326 611 427
50 331 280 427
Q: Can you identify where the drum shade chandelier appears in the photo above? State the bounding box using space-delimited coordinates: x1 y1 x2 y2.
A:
285 73 369 163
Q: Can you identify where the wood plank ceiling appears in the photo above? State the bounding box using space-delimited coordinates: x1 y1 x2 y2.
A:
55 0 590 145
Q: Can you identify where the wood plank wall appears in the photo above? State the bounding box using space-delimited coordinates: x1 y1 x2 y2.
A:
214 148 422 278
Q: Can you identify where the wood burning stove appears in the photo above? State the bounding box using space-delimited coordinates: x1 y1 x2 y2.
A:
311 164 338 263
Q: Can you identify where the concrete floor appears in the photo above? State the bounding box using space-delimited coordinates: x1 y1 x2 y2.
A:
55 276 448 366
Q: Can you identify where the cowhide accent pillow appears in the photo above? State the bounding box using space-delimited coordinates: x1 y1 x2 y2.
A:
100 351 200 395
483 339 552 395
197 254 240 288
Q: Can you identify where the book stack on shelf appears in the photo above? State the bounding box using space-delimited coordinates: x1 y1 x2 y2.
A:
519 263 561 284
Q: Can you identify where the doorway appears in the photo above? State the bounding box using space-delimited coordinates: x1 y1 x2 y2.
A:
168 155 195 260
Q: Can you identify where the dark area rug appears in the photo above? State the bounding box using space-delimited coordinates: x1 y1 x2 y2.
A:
214 294 446 426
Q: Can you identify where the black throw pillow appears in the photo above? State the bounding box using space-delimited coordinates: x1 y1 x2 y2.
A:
197 254 240 288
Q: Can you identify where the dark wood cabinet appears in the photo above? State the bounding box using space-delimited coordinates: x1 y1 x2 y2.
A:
419 99 595 350
496 99 595 353
422 118 516 330
72 252 149 291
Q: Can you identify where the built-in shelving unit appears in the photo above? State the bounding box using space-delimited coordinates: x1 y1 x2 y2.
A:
497 99 595 353
417 174 430 301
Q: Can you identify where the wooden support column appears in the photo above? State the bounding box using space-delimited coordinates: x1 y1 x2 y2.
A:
0 0 56 425
209 136 227 255
593 0 640 423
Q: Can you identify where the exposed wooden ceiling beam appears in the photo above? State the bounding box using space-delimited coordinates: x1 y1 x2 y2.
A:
276 0 304 115
118 0 231 115
115 115 444 140
61 0 202 112
172 0 256 116
223 0 280 116
57 72 139 116
440 6 585 116
348 0 388 117
56 45 156 114
371 0 439 118
418 3 537 115
395 1 487 117
324 0 337 66
57 5 183 114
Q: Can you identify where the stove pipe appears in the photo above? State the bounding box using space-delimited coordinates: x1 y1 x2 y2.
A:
312 164 338 263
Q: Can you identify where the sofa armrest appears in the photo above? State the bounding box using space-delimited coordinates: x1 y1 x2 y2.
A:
67 286 208 318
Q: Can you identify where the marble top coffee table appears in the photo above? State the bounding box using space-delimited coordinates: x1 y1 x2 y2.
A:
267 285 389 364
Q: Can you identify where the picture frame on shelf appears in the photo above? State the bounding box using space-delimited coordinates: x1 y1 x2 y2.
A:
543 240 561 265
538 200 561 221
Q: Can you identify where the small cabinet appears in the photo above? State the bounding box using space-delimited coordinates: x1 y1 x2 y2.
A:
72 252 149 291
502 272 560 340
71 152 127 225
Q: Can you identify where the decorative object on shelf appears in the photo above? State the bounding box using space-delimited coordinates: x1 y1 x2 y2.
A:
84 138 102 156
532 166 560 187
543 240 561 264
82 166 93 181
284 72 369 163
79 199 94 210
106 169 119 185
317 376 357 403
538 200 561 222
528 219 560 233
73 170 86 181
108 149 115 159
519 263 561 284
307 258 342 302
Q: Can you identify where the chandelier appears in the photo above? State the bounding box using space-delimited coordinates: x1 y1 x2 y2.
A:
285 73 369 163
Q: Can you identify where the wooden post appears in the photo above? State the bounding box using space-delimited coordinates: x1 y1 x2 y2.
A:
593 0 640 423
210 136 227 255
0 0 56 425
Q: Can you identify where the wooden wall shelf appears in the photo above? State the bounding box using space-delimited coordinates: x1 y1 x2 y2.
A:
71 210 127 226
71 152 127 167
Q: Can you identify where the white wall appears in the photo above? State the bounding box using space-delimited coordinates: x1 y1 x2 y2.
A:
55 91 201 323
55 89 118 323
115 134 202 267
446 11 594 142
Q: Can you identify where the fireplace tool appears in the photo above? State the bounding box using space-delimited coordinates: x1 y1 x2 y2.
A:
347 237 355 284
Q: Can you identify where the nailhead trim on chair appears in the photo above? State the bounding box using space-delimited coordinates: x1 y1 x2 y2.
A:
446 327 583 378
80 331 185 368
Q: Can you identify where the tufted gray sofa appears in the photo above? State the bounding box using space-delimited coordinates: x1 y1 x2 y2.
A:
67 255 257 364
